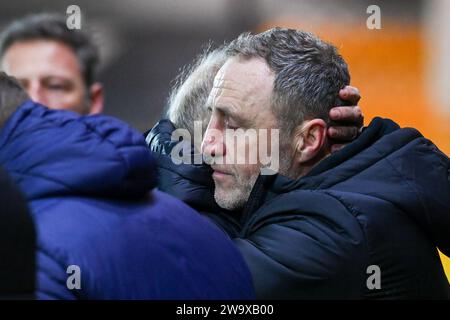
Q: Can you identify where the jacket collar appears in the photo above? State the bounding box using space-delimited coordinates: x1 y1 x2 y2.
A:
240 117 407 220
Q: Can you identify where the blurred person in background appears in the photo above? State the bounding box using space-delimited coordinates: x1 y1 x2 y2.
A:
0 72 254 300
0 13 103 115
0 72 35 299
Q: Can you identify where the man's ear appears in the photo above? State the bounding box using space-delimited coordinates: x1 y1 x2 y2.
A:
88 82 104 114
293 119 328 164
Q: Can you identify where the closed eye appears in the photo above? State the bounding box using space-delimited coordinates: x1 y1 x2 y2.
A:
224 117 241 130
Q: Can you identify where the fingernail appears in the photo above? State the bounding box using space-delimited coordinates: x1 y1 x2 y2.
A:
329 127 336 137
331 109 339 118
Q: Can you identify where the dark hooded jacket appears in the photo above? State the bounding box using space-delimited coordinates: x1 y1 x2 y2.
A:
147 117 450 299
0 101 255 300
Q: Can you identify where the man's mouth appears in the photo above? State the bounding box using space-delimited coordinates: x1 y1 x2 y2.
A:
211 167 233 181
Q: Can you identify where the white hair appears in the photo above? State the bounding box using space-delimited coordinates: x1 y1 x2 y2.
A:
167 46 228 136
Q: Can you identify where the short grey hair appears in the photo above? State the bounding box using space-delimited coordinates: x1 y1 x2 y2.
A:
0 72 29 129
226 28 350 136
166 45 228 136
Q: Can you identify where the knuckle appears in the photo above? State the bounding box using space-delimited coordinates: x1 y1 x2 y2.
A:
352 127 359 139
331 127 340 137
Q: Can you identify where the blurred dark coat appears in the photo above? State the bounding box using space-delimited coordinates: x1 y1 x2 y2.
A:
0 101 255 300
0 167 35 298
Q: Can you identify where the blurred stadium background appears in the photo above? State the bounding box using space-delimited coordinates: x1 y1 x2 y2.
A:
1 0 449 282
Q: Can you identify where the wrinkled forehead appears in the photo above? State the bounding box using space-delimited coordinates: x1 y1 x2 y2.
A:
208 56 275 107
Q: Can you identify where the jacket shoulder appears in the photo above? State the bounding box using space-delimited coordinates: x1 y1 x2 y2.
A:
31 192 255 299
238 190 368 299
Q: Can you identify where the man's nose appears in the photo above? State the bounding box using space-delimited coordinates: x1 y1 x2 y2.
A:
202 128 225 159
27 81 47 106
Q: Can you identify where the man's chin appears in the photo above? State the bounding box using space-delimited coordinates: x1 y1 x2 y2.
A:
214 185 247 211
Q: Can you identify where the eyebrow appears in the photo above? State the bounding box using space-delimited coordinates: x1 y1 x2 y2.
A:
215 105 252 127
42 76 74 83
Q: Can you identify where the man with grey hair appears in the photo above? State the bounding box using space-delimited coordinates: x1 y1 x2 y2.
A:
152 28 450 299
145 47 230 214
147 42 363 217
167 45 228 138
203 29 352 210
